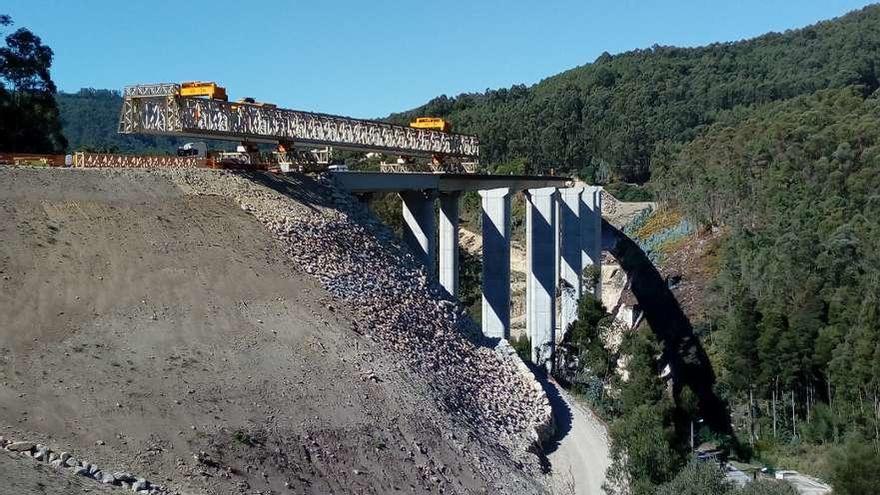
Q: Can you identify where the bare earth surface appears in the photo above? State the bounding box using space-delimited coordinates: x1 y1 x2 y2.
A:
0 167 549 494
544 380 610 495
1 449 118 494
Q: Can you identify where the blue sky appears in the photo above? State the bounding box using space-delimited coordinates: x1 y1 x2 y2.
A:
3 0 875 118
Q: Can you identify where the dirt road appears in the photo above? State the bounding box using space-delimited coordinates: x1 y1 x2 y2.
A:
544 380 610 495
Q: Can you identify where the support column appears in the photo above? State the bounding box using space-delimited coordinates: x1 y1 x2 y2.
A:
558 187 584 335
438 191 461 297
479 188 511 339
400 190 437 276
526 187 558 371
580 186 603 301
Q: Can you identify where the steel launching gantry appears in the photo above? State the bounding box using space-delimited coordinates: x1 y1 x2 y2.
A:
117 82 480 160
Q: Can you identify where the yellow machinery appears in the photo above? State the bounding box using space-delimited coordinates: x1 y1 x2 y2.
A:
398 117 475 172
179 83 276 109
234 97 277 110
410 117 451 133
179 81 228 101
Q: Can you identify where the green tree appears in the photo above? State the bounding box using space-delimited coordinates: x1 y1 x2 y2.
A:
0 15 66 152
656 461 732 495
619 328 665 415
605 327 684 494
829 438 880 495
738 480 798 495
566 294 611 378
605 404 682 495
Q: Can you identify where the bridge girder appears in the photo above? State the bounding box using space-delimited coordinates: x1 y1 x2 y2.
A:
117 83 480 159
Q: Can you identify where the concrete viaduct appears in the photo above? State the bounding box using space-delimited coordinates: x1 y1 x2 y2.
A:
333 172 602 370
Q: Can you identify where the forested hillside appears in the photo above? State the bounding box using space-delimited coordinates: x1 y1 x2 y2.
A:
552 88 880 495
57 89 184 153
566 11 880 494
389 5 880 183
655 86 880 490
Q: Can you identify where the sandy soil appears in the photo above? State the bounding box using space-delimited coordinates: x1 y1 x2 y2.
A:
600 195 654 229
0 167 544 494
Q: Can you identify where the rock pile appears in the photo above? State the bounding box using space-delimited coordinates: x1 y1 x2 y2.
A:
170 170 553 448
1 436 168 494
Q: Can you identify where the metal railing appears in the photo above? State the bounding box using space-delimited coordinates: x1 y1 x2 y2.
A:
73 152 204 168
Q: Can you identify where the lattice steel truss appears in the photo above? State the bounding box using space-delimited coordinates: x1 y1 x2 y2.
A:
73 152 203 169
118 83 480 159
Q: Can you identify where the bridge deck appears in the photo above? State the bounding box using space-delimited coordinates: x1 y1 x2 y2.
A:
331 171 572 193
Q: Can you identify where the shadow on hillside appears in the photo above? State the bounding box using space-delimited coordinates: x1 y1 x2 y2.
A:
236 171 335 211
509 362 572 474
533 368 573 460
603 219 733 437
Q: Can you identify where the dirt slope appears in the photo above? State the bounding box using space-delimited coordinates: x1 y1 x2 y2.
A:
1 450 118 494
0 167 547 494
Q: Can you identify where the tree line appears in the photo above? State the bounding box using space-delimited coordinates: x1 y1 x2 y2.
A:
387 5 880 184
655 86 880 492
0 15 65 153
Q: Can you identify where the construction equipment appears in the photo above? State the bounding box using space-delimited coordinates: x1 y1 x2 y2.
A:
390 117 474 172
216 142 260 166
234 97 277 110
177 142 207 158
179 81 228 101
273 143 330 173
409 117 451 133
118 82 480 163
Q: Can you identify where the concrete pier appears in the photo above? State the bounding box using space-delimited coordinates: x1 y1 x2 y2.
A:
526 187 558 370
558 187 584 334
336 173 607 361
479 188 512 339
400 190 437 275
581 186 603 300
438 192 461 297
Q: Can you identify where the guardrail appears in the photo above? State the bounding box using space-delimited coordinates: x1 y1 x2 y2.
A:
0 153 68 166
72 152 205 169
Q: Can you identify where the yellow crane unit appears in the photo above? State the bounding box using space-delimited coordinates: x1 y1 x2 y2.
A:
179 81 228 101
410 117 451 133
234 97 277 110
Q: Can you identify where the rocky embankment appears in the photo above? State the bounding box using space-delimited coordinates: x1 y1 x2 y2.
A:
0 167 552 495
172 170 552 444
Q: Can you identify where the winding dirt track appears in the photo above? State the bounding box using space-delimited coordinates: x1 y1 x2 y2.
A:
545 380 610 495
